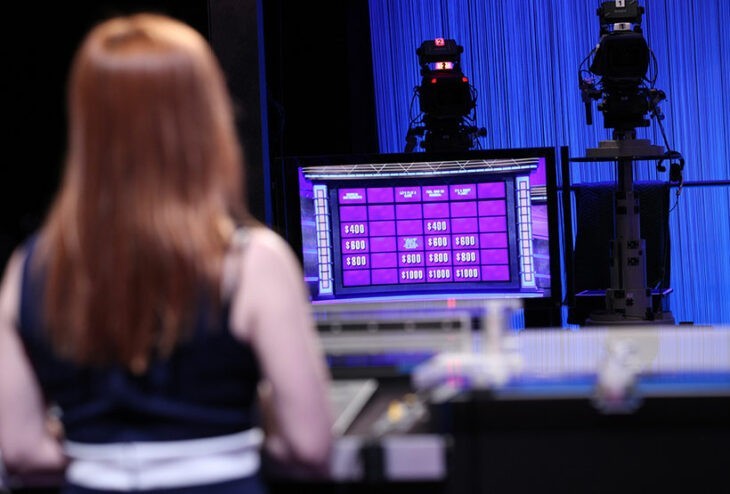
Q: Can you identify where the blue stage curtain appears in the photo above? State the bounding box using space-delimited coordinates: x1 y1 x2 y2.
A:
369 0 730 325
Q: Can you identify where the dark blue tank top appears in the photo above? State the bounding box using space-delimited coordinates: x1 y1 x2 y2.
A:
17 234 262 444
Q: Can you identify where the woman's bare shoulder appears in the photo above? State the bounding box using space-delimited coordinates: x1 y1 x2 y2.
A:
240 226 299 268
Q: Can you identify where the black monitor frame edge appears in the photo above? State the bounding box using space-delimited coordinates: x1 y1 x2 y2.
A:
272 147 564 328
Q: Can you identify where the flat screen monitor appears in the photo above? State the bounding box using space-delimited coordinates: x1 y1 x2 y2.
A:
273 148 563 327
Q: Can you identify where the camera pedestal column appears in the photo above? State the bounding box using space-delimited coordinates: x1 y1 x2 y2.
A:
603 156 653 320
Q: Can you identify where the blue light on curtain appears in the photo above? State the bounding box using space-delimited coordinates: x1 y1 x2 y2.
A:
369 0 730 325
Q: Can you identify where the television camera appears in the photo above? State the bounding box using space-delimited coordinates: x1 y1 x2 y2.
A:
579 0 684 179
405 38 486 153
575 0 684 324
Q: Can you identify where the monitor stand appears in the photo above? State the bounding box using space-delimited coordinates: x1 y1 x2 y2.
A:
583 135 675 326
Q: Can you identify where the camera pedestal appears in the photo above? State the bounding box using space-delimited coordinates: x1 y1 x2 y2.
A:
574 139 675 325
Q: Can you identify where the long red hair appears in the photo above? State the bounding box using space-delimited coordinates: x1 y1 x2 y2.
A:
36 13 248 370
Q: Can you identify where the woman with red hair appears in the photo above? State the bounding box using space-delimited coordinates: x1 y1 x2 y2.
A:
0 13 332 494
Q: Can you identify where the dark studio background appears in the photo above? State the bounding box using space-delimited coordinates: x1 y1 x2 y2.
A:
2 0 377 270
